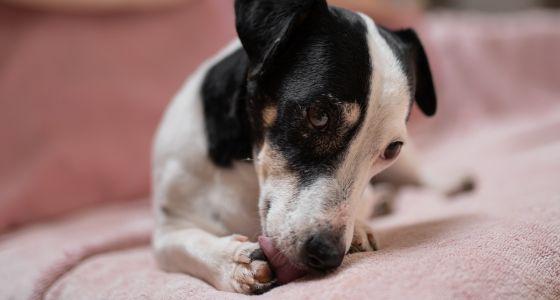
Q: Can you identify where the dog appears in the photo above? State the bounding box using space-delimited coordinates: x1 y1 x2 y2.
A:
152 0 472 294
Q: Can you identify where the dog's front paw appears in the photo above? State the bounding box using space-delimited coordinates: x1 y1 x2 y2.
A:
349 221 378 253
224 237 276 294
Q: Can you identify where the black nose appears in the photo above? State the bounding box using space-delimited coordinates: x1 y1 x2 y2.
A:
303 233 345 271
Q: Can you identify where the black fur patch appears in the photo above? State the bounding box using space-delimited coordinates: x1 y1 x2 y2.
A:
260 7 372 186
201 48 253 167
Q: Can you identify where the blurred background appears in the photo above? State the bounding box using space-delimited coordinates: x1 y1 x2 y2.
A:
0 0 558 232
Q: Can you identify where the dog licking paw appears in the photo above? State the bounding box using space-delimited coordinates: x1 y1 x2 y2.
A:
349 221 378 253
224 237 276 294
152 0 442 293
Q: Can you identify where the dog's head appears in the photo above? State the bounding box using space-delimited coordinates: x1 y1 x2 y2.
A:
235 0 436 272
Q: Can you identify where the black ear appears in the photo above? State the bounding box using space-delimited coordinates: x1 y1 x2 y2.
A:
395 29 437 117
234 0 327 80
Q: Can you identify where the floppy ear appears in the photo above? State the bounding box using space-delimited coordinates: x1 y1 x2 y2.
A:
234 0 327 81
395 29 437 117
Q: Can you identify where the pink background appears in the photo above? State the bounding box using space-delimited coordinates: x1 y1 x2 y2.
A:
0 0 236 231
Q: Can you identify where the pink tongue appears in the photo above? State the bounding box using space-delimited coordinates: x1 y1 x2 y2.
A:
258 236 307 284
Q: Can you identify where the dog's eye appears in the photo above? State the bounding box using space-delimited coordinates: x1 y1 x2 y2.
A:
382 141 403 160
307 104 329 130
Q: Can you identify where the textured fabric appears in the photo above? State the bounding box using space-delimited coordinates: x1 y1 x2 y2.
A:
0 201 152 300
1 7 559 300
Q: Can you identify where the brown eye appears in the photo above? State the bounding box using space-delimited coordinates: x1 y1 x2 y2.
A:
382 141 403 160
307 104 329 129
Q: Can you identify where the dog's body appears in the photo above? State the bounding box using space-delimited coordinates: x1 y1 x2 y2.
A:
152 0 469 294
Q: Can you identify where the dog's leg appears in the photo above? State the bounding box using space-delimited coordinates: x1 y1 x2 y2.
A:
153 226 275 294
349 219 378 253
369 143 475 216
152 158 271 294
382 143 474 194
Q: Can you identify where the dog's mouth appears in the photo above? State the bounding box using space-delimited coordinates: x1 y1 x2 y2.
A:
258 236 308 284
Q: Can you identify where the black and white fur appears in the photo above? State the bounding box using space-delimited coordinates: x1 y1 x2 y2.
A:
152 0 467 294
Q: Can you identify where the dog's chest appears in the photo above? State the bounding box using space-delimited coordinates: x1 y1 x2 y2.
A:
204 162 262 238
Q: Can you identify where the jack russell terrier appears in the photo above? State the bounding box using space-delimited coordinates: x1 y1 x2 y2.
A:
152 0 472 294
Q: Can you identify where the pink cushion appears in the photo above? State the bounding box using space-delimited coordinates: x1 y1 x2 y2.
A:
0 0 236 231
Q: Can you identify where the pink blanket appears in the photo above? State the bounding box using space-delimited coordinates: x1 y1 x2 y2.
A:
1 3 559 299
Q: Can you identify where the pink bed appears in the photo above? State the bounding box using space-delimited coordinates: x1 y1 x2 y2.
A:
1 1 559 299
